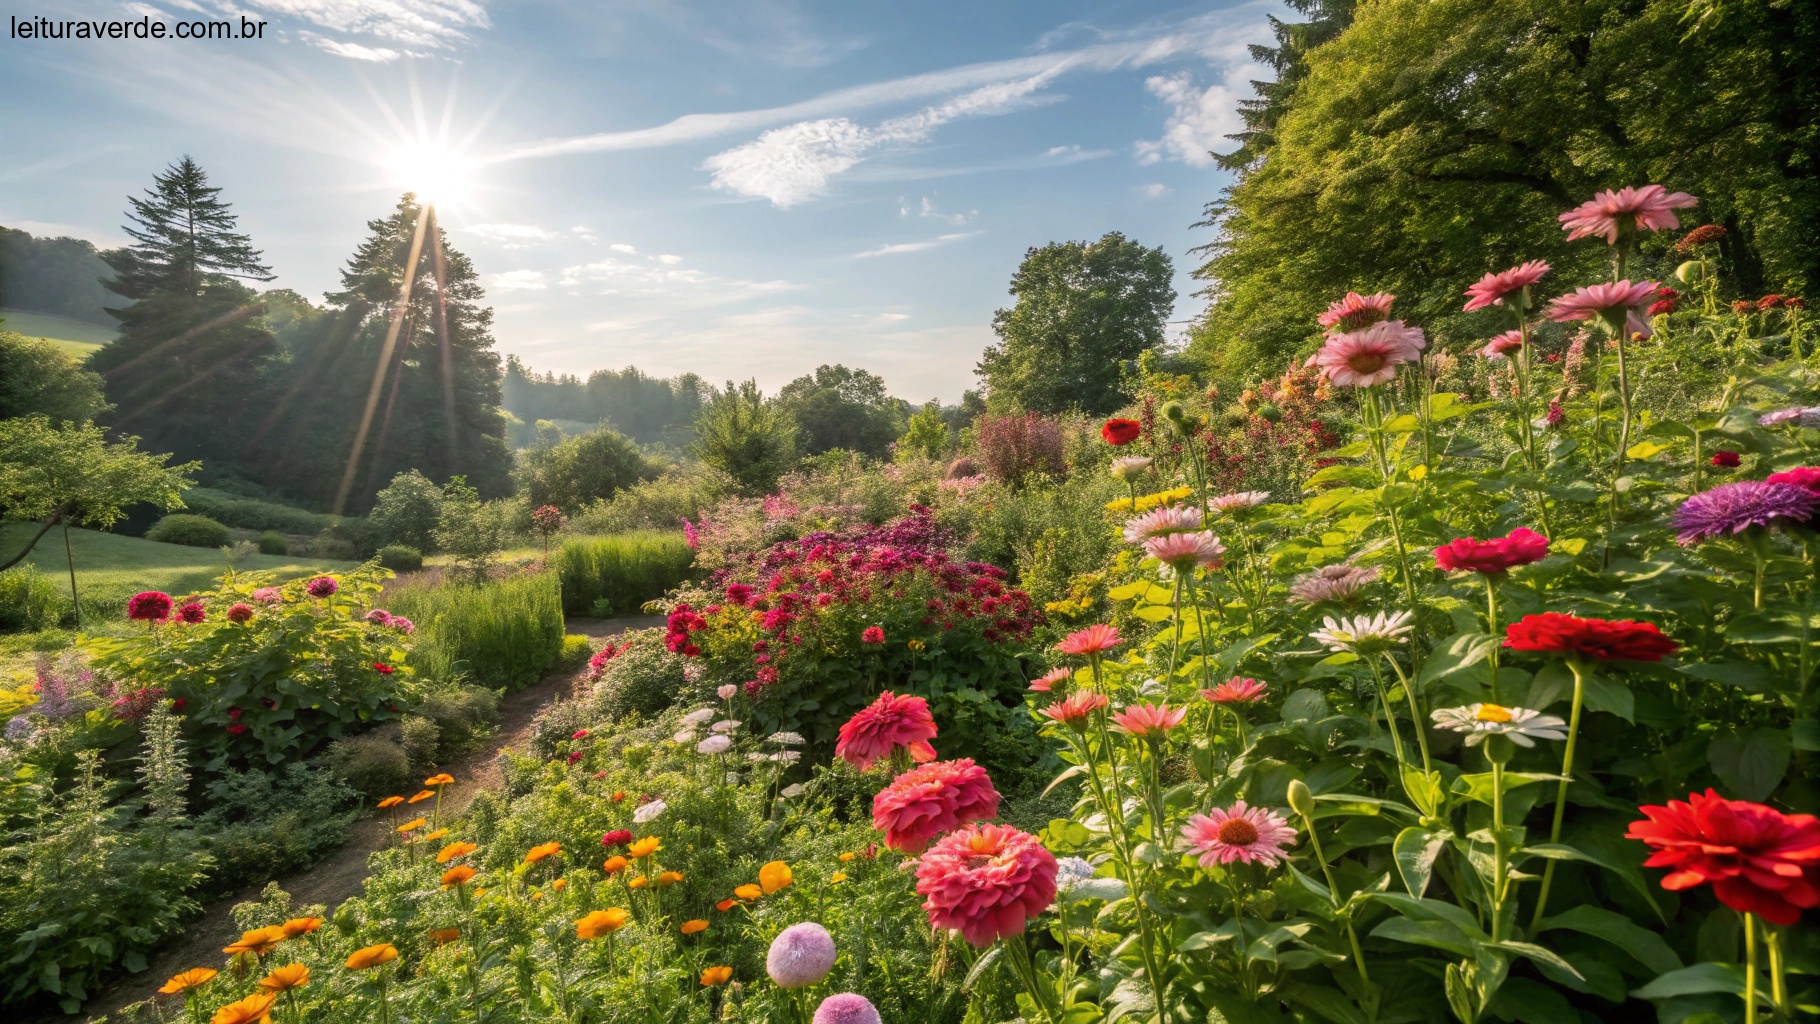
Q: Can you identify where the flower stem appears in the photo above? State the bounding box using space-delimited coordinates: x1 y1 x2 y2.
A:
1484 577 1503 704
1297 806 1370 986
1765 923 1788 1019
1382 655 1432 775
1529 658 1587 931
1004 932 1060 1024
1744 912 1759 1024
1489 757 1509 943
1367 659 1413 779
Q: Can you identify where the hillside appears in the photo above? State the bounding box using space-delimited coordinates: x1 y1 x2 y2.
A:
0 521 356 603
0 307 113 360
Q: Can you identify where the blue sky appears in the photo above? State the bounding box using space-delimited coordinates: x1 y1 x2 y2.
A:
1 0 1279 401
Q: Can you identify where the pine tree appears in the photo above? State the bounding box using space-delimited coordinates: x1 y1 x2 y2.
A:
1214 1 1357 171
259 195 511 511
102 156 272 300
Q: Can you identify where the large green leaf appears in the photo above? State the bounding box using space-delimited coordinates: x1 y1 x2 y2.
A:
1706 728 1791 801
1631 962 1746 1000
1393 826 1449 897
1537 906 1683 977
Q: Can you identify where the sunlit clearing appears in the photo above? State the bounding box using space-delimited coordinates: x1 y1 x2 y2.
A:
385 142 474 206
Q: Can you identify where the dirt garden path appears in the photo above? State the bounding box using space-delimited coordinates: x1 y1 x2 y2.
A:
66 615 662 1024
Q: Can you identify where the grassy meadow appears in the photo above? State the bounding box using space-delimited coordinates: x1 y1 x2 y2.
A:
0 307 113 360
0 521 357 601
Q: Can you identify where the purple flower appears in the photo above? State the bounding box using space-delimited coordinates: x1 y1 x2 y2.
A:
1758 407 1820 427
767 922 836 989
813 995 882 1024
305 575 338 598
1672 481 1820 544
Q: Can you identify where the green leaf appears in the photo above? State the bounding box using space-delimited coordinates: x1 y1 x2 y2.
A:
1676 661 1774 694
1631 962 1746 1000
1451 771 1559 806
1522 661 1574 710
1281 688 1331 722
961 945 1003 990
1393 826 1448 897
1369 918 1477 958
1624 440 1675 460
1793 719 1820 752
1106 581 1146 601
1581 673 1634 722
1707 728 1791 801
1416 631 1498 688
1490 941 1583 980
1536 906 1683 977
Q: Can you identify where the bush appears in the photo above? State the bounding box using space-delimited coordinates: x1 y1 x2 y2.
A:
517 426 661 511
417 684 499 757
387 570 565 691
558 633 592 669
593 629 687 721
256 530 289 555
551 532 696 615
145 513 231 548
0 565 61 632
195 762 360 894
368 470 444 551
321 732 414 799
398 715 441 772
975 412 1066 487
376 544 423 571
181 487 334 534
570 468 728 534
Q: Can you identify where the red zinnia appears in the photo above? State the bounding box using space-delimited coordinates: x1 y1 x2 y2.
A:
1626 789 1820 926
1101 418 1142 446
1503 612 1678 662
873 758 1001 853
175 601 207 624
373 663 395 675
600 829 632 848
226 602 255 623
915 824 1057 946
128 591 173 623
1766 466 1820 498
835 691 938 770
1433 527 1550 574
227 723 249 735
860 626 885 645
1710 450 1741 468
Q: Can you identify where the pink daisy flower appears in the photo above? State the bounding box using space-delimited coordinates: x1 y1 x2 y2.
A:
1463 260 1552 311
1039 692 1109 729
1121 505 1203 544
1141 530 1225 570
1056 624 1121 656
1182 802 1297 868
1307 321 1426 387
1547 280 1662 323
1317 291 1396 333
1202 678 1267 704
1558 185 1698 244
1479 330 1526 360
1028 668 1070 693
1110 702 1187 737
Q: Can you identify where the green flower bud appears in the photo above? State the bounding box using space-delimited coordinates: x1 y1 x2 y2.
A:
1161 401 1186 422
1286 778 1315 819
1675 260 1708 285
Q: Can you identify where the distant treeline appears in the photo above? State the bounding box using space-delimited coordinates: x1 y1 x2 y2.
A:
502 356 712 446
0 226 115 324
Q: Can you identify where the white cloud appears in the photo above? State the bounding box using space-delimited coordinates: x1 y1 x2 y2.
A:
874 312 911 322
852 231 980 259
464 223 559 248
557 256 793 304
1136 182 1172 198
609 242 637 254
297 32 401 62
570 226 597 241
656 254 684 265
1134 68 1254 168
239 0 490 49
1043 144 1113 164
918 197 973 225
489 270 548 291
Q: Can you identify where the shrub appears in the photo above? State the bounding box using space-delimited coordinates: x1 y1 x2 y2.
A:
517 427 660 511
398 715 441 772
0 565 61 632
551 532 696 615
434 476 507 586
387 569 565 691
417 684 499 757
368 470 444 551
558 633 592 669
194 762 360 894
256 530 289 555
593 628 687 721
181 487 333 534
571 467 728 534
691 379 799 494
975 412 1067 487
321 732 414 799
376 544 423 571
145 513 231 548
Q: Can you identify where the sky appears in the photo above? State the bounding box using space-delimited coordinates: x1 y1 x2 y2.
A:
0 0 1281 402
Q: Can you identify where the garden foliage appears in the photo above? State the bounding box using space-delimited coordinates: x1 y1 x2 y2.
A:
551 531 696 616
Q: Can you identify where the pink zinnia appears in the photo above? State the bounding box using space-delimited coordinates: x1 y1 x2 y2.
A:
1028 667 1070 692
305 575 337 598
1039 692 1109 729
1182 802 1297 868
860 626 885 645
1463 260 1551 311
1141 530 1225 569
127 591 172 623
251 587 282 604
1307 321 1426 387
1056 624 1121 656
175 601 206 624
835 691 938 770
1433 527 1551 574
1547 280 1662 324
1558 185 1698 244
226 602 255 624
1110 702 1187 737
1479 330 1525 360
1121 505 1203 544
872 758 1000 853
1766 466 1820 498
1317 291 1396 332
915 824 1057 946
1202 678 1267 704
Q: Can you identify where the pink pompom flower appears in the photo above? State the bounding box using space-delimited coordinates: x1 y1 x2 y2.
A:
1110 702 1187 737
127 591 173 623
175 601 206 624
364 608 393 625
860 626 885 645
835 691 937 770
813 994 883 1024
305 575 338 598
1182 802 1297 868
226 602 255 624
1559 184 1698 245
915 824 1058 947
767 922 837 989
872 758 1001 853
1202 678 1267 704
1463 260 1552 311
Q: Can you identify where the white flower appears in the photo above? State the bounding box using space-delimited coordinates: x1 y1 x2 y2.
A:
711 719 742 734
717 684 738 700
1054 857 1095 888
1122 505 1203 544
672 729 698 744
1109 456 1153 482
1054 856 1126 901
680 708 716 726
768 731 805 747
1431 704 1568 747
1208 490 1270 514
747 752 771 764
632 799 667 823
697 735 733 754
683 664 705 684
780 784 805 799
772 751 802 764
1309 610 1415 653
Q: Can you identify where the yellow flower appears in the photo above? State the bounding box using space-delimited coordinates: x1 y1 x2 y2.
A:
436 841 478 865
758 860 793 894
344 943 399 970
421 828 449 843
159 967 217 995
222 926 286 957
407 790 435 804
838 852 856 862
1104 485 1193 513
680 919 709 935
424 773 455 786
628 836 661 858
628 875 649 889
733 883 762 900
552 878 567 891
524 841 562 864
255 964 310 994
831 872 849 884
210 992 277 1024
575 908 628 939
657 870 683 887
907 639 926 652
602 855 629 874
397 817 428 834
280 917 323 938
530 891 543 901
441 865 477 888
376 796 404 809
700 965 733 987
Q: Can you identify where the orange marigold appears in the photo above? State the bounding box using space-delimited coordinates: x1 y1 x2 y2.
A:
437 841 478 864
159 967 217 995
657 870 684 887
759 860 793 894
376 796 404 809
441 865 478 888
222 926 286 957
280 917 323 938
680 919 709 935
628 875 650 889
575 908 629 938
429 928 462 944
344 943 399 970
424 773 455 786
524 841 562 863
397 817 427 834
255 964 310 994
733 883 762 900
700 965 733 986
602 855 629 874
628 836 660 858
210 992 277 1024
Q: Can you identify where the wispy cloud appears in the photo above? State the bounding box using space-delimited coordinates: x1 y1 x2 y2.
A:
1134 66 1257 168
489 269 548 290
852 231 981 259
1135 182 1172 198
558 255 794 303
915 197 974 225
241 0 490 50
297 33 402 62
464 223 560 247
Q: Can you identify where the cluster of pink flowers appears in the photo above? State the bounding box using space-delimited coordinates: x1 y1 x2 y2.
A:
108 686 167 723
836 691 938 770
1306 293 1427 388
664 605 707 657
588 641 624 681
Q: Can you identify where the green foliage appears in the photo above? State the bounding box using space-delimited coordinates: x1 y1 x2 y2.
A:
690 379 799 495
321 732 414 799
101 155 273 300
434 476 507 586
0 415 196 532
194 762 360 894
593 630 688 721
0 331 107 424
257 530 289 555
776 364 908 458
368 470 445 552
417 683 500 756
0 225 116 323
145 513 231 549
0 565 62 632
559 634 593 669
503 355 712 446
387 570 565 692
977 231 1175 415
517 426 661 512
376 544 422 571
570 468 729 535
897 400 951 461
552 532 696 616
181 486 333 534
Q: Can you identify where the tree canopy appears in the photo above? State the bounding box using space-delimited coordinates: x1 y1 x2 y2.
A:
0 226 115 324
691 380 798 495
0 332 107 425
516 426 660 512
978 232 1175 415
776 364 907 458
102 156 273 301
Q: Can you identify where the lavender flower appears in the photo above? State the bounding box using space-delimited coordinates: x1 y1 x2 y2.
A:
5 716 34 741
1289 564 1381 604
1758 407 1820 427
1672 481 1820 544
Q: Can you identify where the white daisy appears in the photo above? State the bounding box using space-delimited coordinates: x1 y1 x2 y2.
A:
780 783 805 799
1430 703 1568 747
680 708 716 726
1309 610 1415 654
632 799 667 823
696 735 732 754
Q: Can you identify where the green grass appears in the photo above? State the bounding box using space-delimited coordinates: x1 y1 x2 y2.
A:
0 521 358 607
551 531 696 615
386 570 566 691
0 307 115 360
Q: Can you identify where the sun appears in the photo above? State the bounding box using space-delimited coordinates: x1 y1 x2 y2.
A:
385 142 475 207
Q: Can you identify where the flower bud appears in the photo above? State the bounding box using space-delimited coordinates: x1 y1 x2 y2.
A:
1674 260 1708 285
1286 778 1315 820
1162 401 1187 423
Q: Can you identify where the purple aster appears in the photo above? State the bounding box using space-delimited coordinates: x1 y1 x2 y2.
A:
1672 481 1820 544
1758 406 1820 427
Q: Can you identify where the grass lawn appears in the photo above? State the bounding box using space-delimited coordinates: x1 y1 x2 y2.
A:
1 521 359 602
0 307 115 360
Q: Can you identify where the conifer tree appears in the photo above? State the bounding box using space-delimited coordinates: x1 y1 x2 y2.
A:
102 156 273 300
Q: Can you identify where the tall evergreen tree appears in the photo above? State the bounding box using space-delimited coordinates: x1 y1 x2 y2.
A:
257 195 511 512
1214 1 1357 171
88 158 278 467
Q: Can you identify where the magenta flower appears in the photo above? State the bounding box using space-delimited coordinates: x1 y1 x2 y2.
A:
251 587 282 604
364 608 393 625
1121 505 1203 544
1141 530 1225 570
1479 330 1525 360
1110 702 1187 737
813 994 883 1024
1202 678 1267 704
1182 802 1297 868
1672 481 1820 544
305 575 338 598
1559 185 1698 244
127 591 173 623
1317 291 1396 333
1463 261 1551 311
175 601 206 624
1547 280 1661 325
860 626 885 645
1766 467 1820 498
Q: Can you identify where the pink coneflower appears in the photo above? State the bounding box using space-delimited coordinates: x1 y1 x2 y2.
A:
1307 321 1426 387
1182 802 1297 868
1547 280 1661 326
1141 530 1225 570
1121 505 1203 544
1040 692 1109 729
835 691 938 770
1317 291 1396 332
1479 330 1526 360
1056 624 1121 656
914 824 1057 947
1028 667 1070 693
1202 678 1267 704
1207 490 1270 514
1289 564 1380 604
872 758 1000 853
1110 702 1187 736
1558 185 1698 244
1463 261 1551 311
